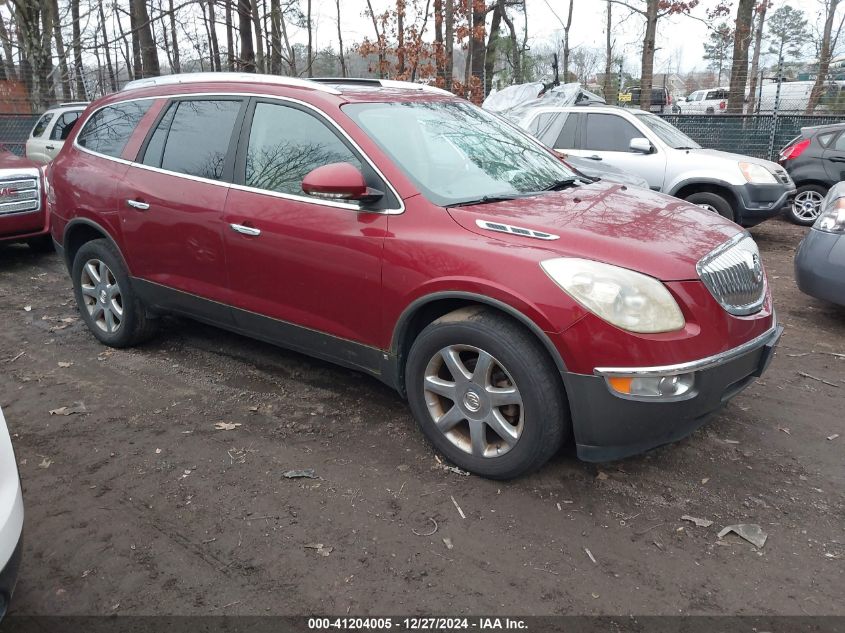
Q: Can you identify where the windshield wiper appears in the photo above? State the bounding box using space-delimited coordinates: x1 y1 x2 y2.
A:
445 194 527 208
542 177 580 191
675 146 697 150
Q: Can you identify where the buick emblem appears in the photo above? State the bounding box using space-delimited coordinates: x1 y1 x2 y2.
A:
463 390 482 412
751 253 763 284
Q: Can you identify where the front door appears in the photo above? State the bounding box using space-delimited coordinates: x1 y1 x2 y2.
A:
223 99 391 357
118 97 246 313
567 112 667 191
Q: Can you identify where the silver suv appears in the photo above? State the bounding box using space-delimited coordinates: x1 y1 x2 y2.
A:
515 104 795 226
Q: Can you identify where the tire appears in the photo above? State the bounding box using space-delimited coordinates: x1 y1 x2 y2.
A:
71 238 156 348
405 307 570 479
27 235 55 253
789 184 827 226
685 191 735 222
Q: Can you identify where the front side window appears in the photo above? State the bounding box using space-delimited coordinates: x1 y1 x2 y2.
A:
50 111 81 141
144 99 242 180
77 100 154 158
344 101 575 207
244 102 362 195
583 113 641 152
633 112 700 149
31 112 54 138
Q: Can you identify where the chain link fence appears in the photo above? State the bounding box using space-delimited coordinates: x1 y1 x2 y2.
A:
658 113 843 162
0 114 40 157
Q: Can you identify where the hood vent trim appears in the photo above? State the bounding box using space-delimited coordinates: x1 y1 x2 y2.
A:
475 219 559 241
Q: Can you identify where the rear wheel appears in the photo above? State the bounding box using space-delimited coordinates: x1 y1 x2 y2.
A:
685 191 735 221
789 184 827 226
405 307 569 479
71 239 156 348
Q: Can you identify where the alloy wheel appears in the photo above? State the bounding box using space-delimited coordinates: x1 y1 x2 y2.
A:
79 259 124 334
423 345 524 458
792 190 824 222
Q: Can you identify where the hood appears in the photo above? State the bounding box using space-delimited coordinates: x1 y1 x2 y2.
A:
447 181 742 281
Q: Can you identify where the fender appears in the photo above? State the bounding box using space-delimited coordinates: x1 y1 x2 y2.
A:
666 176 741 199
62 217 126 272
390 290 569 378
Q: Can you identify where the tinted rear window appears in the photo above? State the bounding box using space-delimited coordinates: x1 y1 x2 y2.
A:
144 99 242 180
77 100 154 158
31 112 54 138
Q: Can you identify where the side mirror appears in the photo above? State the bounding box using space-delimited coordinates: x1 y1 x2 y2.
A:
301 162 383 202
629 137 653 154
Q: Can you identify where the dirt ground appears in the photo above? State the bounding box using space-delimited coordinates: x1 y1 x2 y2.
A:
0 216 842 617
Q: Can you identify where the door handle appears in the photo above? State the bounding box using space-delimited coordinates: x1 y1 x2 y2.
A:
126 199 150 210
230 223 261 237
45 145 55 150
587 155 603 161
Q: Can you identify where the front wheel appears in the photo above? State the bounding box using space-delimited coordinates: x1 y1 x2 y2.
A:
72 239 157 348
685 191 735 222
789 184 827 226
405 307 569 479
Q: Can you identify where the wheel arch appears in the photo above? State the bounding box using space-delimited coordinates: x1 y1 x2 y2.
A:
670 179 739 209
389 292 568 397
63 218 125 273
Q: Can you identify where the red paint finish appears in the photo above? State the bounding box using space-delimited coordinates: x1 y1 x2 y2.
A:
49 78 775 382
301 162 369 199
0 152 49 243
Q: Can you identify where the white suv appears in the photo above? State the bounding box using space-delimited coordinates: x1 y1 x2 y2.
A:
677 88 729 114
25 102 88 164
516 104 795 226
0 407 22 619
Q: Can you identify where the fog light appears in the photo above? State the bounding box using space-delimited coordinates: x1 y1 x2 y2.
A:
605 372 695 399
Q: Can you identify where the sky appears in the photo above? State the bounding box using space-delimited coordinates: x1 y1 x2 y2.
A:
300 0 833 75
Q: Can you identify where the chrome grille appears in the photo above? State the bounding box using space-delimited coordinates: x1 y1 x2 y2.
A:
697 233 766 316
0 170 41 216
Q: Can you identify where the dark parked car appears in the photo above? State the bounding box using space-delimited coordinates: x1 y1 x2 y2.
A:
49 73 780 479
779 123 845 225
619 86 673 114
795 182 845 306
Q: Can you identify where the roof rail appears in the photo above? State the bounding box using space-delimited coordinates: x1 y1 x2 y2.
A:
121 72 341 95
58 101 89 107
311 77 452 96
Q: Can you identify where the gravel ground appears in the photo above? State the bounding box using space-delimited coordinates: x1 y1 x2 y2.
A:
0 216 842 616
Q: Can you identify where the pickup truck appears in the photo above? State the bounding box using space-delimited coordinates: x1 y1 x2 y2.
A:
0 151 52 251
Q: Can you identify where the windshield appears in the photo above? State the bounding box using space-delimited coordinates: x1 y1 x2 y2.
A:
633 112 701 149
344 101 577 207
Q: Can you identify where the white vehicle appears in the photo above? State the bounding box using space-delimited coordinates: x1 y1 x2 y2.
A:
516 104 795 226
676 87 729 114
0 407 23 619
25 102 88 164
755 81 845 114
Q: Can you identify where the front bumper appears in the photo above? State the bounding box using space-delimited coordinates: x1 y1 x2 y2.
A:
795 229 845 307
732 182 795 227
563 323 783 462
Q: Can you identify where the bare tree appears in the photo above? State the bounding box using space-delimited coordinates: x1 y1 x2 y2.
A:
98 0 117 91
726 0 754 113
238 0 256 71
807 0 845 113
225 0 234 70
746 1 770 114
603 0 615 101
335 0 347 77
0 13 17 81
50 0 71 100
305 0 312 76
71 0 85 96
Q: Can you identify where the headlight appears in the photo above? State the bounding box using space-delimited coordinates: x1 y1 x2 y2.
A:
739 162 777 184
815 198 845 233
540 258 685 333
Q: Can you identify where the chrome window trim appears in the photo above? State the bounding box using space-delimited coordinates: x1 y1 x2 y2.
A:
594 318 780 378
72 92 405 215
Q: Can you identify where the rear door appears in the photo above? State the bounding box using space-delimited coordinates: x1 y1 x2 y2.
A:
45 109 82 160
25 112 54 163
822 131 845 183
117 97 246 314
575 112 666 190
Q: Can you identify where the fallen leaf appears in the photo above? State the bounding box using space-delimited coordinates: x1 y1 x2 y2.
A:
49 403 87 416
57 362 73 368
681 515 713 528
23 305 32 312
828 434 840 441
701 477 710 485
214 422 241 431
718 523 767 548
596 471 610 481
442 537 454 550
304 543 333 556
282 468 317 479
39 458 53 469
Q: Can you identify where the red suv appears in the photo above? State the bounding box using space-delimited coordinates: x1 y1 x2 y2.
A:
48 73 781 479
